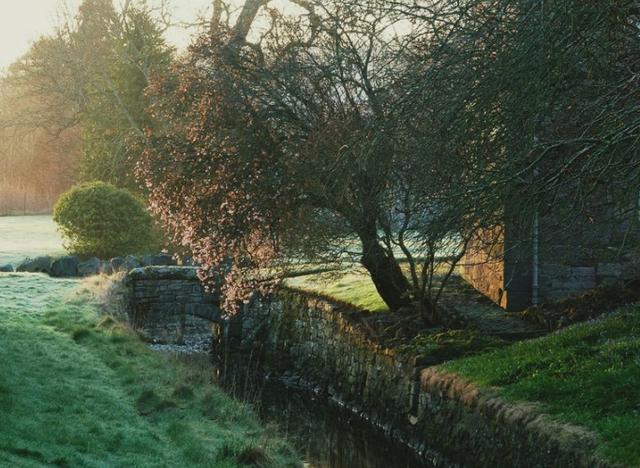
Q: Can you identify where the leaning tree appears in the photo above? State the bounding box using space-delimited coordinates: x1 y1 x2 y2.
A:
139 0 475 321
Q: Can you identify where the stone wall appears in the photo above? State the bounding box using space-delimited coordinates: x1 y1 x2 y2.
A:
538 261 640 302
223 291 615 468
459 225 533 311
125 266 220 343
121 268 615 466
534 205 640 303
459 227 506 308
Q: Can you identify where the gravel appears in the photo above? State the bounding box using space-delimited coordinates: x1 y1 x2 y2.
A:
147 333 212 354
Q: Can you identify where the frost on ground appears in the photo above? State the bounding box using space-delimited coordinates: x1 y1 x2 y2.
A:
0 215 64 266
0 272 78 315
0 272 298 466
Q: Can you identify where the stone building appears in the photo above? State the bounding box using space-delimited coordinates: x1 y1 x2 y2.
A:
460 197 640 311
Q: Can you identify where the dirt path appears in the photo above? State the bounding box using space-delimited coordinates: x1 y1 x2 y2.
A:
442 275 547 340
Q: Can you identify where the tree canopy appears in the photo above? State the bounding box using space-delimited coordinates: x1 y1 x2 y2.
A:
5 0 639 321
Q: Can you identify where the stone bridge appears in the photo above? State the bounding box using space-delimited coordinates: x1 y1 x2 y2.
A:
125 266 221 344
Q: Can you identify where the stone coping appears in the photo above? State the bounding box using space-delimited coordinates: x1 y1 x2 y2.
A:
419 367 618 467
127 266 200 281
229 290 622 467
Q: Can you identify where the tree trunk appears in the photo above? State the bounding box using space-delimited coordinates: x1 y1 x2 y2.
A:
419 298 440 325
230 0 269 45
359 230 411 311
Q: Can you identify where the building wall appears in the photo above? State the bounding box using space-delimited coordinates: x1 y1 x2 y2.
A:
459 224 532 311
459 226 506 307
461 210 640 310
536 201 640 303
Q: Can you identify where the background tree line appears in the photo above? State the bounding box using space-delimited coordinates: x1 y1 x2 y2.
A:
0 0 171 214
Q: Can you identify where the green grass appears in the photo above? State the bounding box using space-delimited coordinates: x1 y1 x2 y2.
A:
398 329 508 361
285 263 476 312
0 273 299 467
285 268 388 313
443 306 640 466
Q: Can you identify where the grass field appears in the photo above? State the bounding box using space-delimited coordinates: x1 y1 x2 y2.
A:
443 306 640 466
285 267 389 313
0 273 299 467
0 215 64 266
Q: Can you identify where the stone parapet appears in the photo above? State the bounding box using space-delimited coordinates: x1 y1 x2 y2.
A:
125 266 220 343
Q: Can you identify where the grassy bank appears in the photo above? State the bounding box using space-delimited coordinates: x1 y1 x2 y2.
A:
443 306 640 466
284 266 499 315
0 273 299 467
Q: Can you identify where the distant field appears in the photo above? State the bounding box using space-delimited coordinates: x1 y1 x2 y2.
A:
0 215 65 266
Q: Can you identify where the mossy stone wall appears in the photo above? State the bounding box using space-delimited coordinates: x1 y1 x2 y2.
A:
224 291 616 468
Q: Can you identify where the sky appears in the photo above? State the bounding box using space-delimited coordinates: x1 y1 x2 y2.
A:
0 0 216 72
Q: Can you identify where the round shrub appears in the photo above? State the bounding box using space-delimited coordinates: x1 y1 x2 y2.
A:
54 182 155 258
